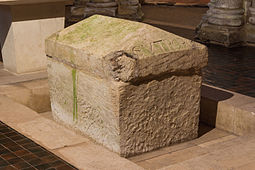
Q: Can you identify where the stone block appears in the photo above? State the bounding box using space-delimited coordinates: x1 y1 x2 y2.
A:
84 7 117 17
86 2 117 8
0 0 72 74
46 15 208 157
196 23 243 47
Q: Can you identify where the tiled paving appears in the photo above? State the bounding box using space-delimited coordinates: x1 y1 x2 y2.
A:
0 121 78 170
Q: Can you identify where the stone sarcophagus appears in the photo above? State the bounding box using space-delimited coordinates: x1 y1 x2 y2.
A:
46 15 208 157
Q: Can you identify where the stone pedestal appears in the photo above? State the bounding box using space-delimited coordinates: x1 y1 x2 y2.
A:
117 0 143 20
66 0 143 24
46 15 208 157
246 0 255 43
196 0 244 47
84 0 117 17
249 0 255 24
0 0 73 74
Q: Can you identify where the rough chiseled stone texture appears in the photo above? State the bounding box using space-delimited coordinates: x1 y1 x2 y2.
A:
119 75 202 157
46 15 208 157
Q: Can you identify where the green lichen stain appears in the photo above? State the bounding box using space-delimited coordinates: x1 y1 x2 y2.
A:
72 69 78 121
57 15 141 45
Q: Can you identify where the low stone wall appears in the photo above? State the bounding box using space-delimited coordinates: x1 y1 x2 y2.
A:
66 0 143 25
200 84 255 136
46 15 207 157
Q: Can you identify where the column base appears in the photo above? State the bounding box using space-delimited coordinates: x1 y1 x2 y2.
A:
196 23 243 47
244 23 255 44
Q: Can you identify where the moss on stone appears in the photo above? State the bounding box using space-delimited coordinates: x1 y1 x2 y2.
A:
72 68 78 121
57 15 141 45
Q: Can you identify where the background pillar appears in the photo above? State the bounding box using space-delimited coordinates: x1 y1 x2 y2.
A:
196 0 244 47
245 0 255 43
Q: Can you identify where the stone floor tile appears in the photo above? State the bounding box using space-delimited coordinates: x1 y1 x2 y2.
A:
162 141 195 153
191 128 232 145
0 67 47 85
198 135 237 148
16 117 88 150
136 159 167 170
136 160 158 170
236 161 255 170
144 146 208 169
128 149 168 163
0 95 40 125
54 142 143 170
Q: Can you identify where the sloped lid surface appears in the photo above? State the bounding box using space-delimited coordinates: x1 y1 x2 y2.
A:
46 15 207 82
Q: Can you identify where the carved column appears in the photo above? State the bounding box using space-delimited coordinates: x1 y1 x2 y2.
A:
249 0 255 24
196 0 244 47
245 0 255 43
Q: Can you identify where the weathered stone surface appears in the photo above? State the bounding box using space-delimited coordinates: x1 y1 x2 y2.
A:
209 0 243 9
249 5 255 24
91 0 113 3
84 7 117 17
46 15 208 157
117 0 143 20
86 2 117 8
196 23 243 47
196 0 247 47
67 0 143 22
70 6 86 17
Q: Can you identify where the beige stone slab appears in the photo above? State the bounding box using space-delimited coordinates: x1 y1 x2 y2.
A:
191 128 231 145
0 1 67 74
41 111 54 120
237 161 255 170
0 79 51 113
162 141 196 153
19 79 49 89
136 160 157 170
129 149 169 163
198 135 237 148
240 102 255 114
0 68 13 77
216 101 255 136
159 164 192 170
199 136 245 153
16 116 88 150
54 142 144 170
0 94 39 125
201 84 255 107
159 135 255 170
0 71 48 85
159 157 222 170
201 84 255 136
144 146 208 169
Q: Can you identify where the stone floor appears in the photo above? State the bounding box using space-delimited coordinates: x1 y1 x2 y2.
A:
129 129 255 170
0 63 47 85
0 121 77 170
